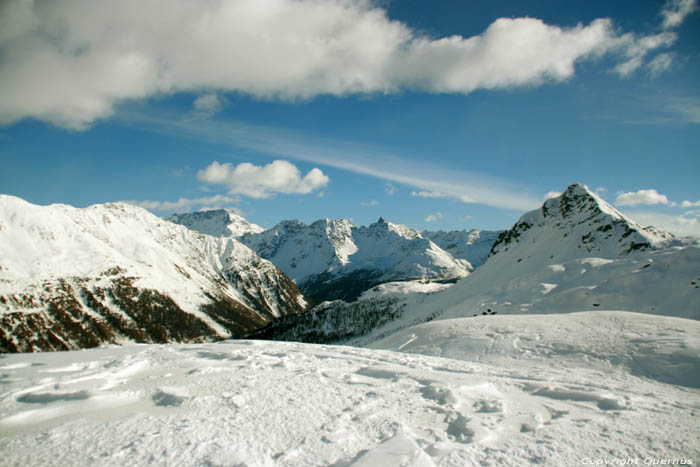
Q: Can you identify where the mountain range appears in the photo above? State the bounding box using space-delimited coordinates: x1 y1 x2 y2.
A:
253 183 700 344
1 183 698 352
169 213 501 303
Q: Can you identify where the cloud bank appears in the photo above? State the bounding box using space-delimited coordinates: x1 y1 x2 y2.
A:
0 0 680 129
197 160 329 199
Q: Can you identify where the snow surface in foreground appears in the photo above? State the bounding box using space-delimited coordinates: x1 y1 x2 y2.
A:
1 312 699 466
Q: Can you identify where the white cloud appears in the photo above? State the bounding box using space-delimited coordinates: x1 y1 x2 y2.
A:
611 32 677 77
661 0 698 29
681 200 700 207
193 94 226 117
384 182 397 196
647 53 674 76
361 200 379 207
124 194 239 213
623 210 700 237
425 212 444 223
544 191 562 201
124 111 541 211
197 160 329 199
0 0 680 129
668 97 700 124
412 191 448 199
615 189 670 206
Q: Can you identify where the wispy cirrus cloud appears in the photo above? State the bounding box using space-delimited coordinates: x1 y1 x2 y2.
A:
0 0 682 129
118 111 542 211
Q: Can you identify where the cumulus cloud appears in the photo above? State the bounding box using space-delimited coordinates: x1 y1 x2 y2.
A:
193 94 226 118
681 200 700 207
361 200 379 206
197 160 329 199
124 194 239 213
425 212 444 222
384 182 397 196
615 189 670 206
0 0 680 129
661 0 698 29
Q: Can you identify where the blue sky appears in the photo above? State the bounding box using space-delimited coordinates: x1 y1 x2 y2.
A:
1 0 699 235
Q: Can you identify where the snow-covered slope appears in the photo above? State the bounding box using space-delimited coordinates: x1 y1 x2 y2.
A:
1 312 698 465
331 184 700 344
0 196 306 352
236 217 471 302
423 229 502 268
167 209 263 237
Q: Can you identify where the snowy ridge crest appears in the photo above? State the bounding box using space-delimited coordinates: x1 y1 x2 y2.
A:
167 209 264 237
235 217 471 302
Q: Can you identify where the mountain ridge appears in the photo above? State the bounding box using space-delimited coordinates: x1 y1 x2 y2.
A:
0 195 306 352
170 213 475 302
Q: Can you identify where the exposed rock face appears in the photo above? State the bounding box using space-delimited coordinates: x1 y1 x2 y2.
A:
0 196 306 352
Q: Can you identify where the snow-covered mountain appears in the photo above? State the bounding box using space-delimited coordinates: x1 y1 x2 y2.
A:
263 183 699 345
167 209 264 237
0 196 306 352
350 183 699 341
488 182 674 262
423 228 502 268
171 213 472 302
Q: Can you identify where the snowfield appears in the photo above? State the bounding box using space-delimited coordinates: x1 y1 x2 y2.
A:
1 311 698 466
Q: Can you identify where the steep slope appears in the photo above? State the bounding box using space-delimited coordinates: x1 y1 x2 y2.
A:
237 217 471 302
167 209 263 237
423 228 502 268
0 196 306 352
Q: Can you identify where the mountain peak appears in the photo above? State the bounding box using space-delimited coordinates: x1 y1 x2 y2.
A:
168 209 263 237
490 183 670 261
